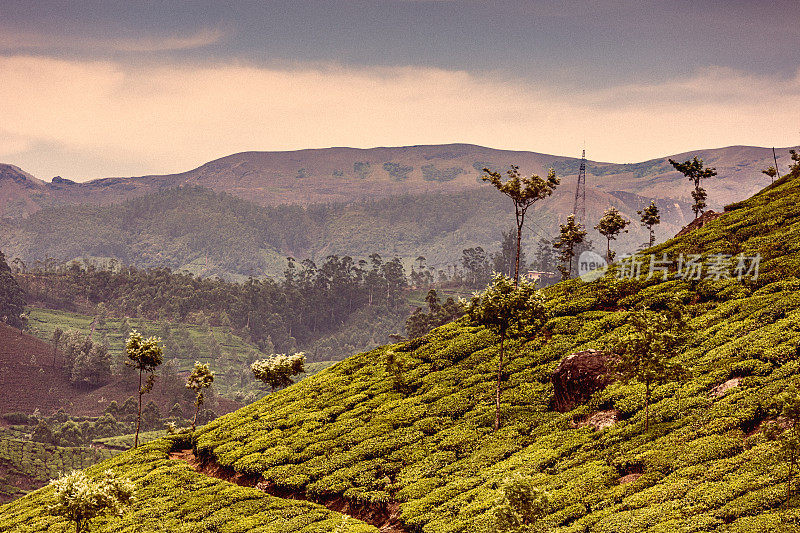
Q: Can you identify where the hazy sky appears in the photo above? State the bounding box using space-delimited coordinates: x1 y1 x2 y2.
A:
1 0 799 181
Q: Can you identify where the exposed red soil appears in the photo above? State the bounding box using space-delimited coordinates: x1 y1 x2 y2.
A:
169 449 408 533
0 323 240 417
675 210 722 238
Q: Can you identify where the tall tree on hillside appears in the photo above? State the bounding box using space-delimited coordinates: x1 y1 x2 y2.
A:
762 166 778 183
465 274 547 431
609 309 686 431
125 330 164 448
638 201 661 248
791 149 800 176
482 165 559 285
186 362 215 431
553 215 586 281
595 207 630 263
668 156 717 219
0 249 27 329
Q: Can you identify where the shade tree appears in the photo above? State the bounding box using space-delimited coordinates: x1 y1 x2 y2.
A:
464 274 547 431
668 156 717 219
186 361 215 430
482 165 559 284
125 330 164 448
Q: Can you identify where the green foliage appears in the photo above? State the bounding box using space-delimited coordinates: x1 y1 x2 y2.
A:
421 164 464 182
608 309 688 431
491 474 550 533
465 274 547 430
8 172 800 531
59 331 112 388
382 162 413 181
405 289 463 339
125 331 164 448
595 207 630 262
49 469 134 533
251 353 306 392
0 437 114 502
554 214 586 280
637 200 661 248
482 165 559 283
186 362 215 430
669 156 718 219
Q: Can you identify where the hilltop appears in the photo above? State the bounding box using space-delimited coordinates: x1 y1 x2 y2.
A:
2 144 793 214
2 166 800 531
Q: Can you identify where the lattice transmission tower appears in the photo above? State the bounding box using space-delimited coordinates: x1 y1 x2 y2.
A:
571 149 587 224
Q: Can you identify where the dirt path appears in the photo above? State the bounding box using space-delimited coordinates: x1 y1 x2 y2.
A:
169 449 408 533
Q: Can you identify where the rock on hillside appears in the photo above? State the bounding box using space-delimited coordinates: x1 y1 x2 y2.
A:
551 349 618 412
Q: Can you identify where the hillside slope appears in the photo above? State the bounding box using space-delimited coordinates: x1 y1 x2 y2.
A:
3 170 800 531
0 323 241 417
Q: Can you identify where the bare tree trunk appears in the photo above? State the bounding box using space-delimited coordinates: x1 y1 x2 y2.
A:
788 447 796 504
192 402 200 431
514 210 523 286
494 332 506 432
135 368 143 448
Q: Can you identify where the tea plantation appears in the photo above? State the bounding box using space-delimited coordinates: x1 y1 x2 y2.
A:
3 172 800 531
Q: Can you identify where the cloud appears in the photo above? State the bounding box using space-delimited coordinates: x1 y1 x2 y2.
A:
0 55 798 180
0 27 225 53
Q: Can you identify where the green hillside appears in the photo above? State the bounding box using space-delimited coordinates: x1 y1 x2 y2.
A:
1 185 686 280
3 171 800 531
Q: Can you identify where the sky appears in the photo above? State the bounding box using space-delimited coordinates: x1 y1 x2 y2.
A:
0 0 799 181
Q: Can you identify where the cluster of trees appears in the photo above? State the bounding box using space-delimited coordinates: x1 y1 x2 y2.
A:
0 250 26 329
17 253 409 358
405 289 463 339
52 329 112 388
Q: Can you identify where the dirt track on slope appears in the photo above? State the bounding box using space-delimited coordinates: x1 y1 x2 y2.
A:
169 449 408 533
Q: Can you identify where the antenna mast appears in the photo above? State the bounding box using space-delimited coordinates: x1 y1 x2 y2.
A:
571 149 587 224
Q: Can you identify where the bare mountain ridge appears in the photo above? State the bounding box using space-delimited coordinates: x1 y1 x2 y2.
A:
1 143 795 219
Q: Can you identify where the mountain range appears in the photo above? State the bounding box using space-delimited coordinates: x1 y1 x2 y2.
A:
1 144 795 277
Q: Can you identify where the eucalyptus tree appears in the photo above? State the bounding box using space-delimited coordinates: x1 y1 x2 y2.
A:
638 201 661 248
608 309 687 431
668 156 717 219
251 352 306 392
186 361 215 430
554 214 586 280
482 165 559 284
49 470 134 533
125 330 164 448
595 207 630 263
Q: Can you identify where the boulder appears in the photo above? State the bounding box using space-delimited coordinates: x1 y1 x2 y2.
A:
551 349 618 413
675 210 722 238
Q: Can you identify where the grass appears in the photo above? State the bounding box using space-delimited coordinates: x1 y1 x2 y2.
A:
3 170 800 531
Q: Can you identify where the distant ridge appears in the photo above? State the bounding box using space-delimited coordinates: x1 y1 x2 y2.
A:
1 143 797 217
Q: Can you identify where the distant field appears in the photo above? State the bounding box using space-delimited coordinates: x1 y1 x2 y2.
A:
26 308 338 402
0 437 114 503
93 430 167 451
